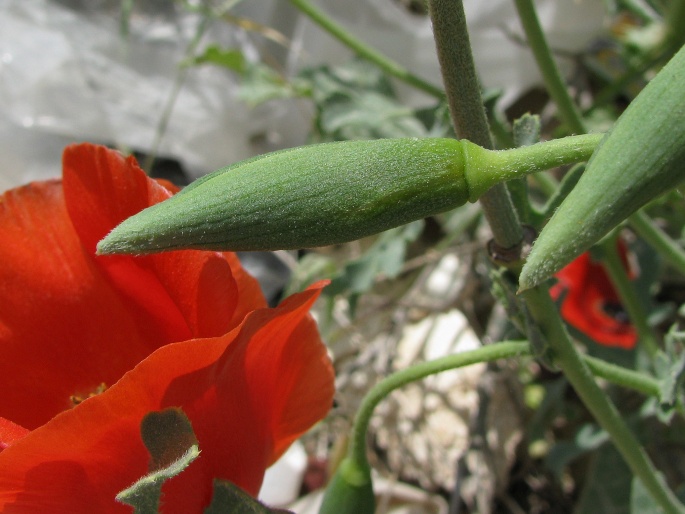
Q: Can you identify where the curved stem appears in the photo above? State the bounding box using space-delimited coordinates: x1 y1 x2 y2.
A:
512 4 682 509
144 12 214 172
348 341 531 472
512 0 585 133
288 0 444 99
521 285 685 514
428 0 522 250
346 338 670 477
629 210 685 277
583 355 660 397
464 133 602 200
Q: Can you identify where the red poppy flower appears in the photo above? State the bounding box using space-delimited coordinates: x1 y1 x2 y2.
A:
550 244 637 350
0 144 335 513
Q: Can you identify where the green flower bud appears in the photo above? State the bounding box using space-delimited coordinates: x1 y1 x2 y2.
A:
318 458 375 514
519 44 685 291
98 138 468 253
96 132 601 255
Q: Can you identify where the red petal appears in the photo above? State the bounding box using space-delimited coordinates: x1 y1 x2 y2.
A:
0 144 265 428
554 250 637 349
0 418 29 452
63 143 267 338
0 283 333 514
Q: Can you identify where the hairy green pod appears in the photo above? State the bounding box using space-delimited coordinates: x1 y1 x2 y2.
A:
97 133 602 255
98 138 468 253
519 45 685 291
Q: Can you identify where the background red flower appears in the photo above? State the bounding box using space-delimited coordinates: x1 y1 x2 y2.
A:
551 246 637 350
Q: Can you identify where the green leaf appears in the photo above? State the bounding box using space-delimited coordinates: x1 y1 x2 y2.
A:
140 407 199 471
238 63 311 107
204 480 292 514
545 423 608 477
653 329 685 419
116 408 200 514
187 45 246 73
326 221 424 297
575 442 633 514
507 114 538 225
630 475 664 514
302 59 432 140
512 113 541 148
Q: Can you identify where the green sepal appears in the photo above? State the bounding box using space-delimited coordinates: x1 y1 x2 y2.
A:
520 44 685 291
318 458 375 514
204 480 292 514
116 445 200 514
116 407 200 514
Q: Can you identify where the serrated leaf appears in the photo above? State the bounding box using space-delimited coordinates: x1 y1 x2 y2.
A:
204 480 291 514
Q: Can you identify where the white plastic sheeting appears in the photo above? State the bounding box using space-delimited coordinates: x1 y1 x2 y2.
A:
0 0 605 189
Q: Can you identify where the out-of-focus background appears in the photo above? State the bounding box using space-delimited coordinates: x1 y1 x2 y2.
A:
6 2 680 513
0 0 605 190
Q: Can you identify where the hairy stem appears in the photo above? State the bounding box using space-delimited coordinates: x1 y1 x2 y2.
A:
428 0 523 250
599 236 660 356
348 341 531 472
512 0 585 133
522 286 685 514
465 133 602 200
630 210 685 277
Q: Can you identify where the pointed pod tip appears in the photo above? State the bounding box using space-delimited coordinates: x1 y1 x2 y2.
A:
95 234 121 255
516 271 543 294
96 219 159 256
518 249 564 294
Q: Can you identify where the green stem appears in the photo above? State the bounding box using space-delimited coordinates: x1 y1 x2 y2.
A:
599 236 661 356
665 0 685 55
464 133 603 200
428 0 523 250
539 163 583 219
345 338 668 476
348 341 531 472
288 0 444 99
512 4 681 507
144 13 213 172
583 355 660 397
512 0 585 133
521 285 685 514
630 210 685 277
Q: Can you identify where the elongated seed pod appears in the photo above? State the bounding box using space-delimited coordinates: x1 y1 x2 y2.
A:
98 138 468 253
519 44 685 292
97 134 602 255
